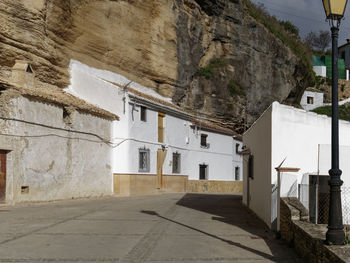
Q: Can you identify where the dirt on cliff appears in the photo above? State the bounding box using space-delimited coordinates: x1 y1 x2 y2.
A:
0 0 313 133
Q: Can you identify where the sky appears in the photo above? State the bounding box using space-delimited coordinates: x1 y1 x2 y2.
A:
250 0 350 46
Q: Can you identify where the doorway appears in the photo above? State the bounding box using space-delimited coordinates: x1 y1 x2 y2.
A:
0 151 7 202
199 164 208 180
157 149 167 189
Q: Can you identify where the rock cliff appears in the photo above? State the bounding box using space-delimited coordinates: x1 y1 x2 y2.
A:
0 0 313 133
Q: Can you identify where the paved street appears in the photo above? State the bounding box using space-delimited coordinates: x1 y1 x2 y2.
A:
0 194 299 262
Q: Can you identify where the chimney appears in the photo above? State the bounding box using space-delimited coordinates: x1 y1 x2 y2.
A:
347 38 350 43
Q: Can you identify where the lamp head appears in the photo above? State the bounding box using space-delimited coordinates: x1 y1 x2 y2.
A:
323 0 348 21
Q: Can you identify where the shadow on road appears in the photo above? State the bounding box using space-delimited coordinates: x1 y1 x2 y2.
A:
141 209 275 261
141 193 299 262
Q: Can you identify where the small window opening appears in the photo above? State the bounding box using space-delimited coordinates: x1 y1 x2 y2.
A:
200 134 209 148
307 96 314 104
235 143 240 154
63 108 70 119
26 65 33 74
140 106 147 122
21 186 29 194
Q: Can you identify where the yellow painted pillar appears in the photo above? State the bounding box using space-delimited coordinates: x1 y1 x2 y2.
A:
157 149 167 189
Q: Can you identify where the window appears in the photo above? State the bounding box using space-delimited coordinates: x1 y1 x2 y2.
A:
140 106 147 122
26 65 33 73
235 166 240 180
139 148 150 172
199 164 208 180
342 51 346 60
307 96 314 104
172 152 181 174
200 134 209 148
158 113 165 143
248 155 254 179
235 143 240 154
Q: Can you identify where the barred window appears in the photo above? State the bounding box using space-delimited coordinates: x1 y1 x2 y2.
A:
139 148 150 172
172 152 181 174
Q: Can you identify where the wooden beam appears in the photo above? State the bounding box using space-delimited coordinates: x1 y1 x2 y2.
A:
275 167 300 172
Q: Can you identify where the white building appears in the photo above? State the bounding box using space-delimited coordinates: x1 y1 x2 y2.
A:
300 90 324 111
243 102 350 229
313 66 327 78
0 61 117 204
66 60 243 195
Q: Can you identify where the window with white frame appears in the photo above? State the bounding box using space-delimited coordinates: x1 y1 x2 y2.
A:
172 152 181 174
139 148 150 172
307 96 314 104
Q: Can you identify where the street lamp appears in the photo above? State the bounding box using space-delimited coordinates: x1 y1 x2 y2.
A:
322 0 348 245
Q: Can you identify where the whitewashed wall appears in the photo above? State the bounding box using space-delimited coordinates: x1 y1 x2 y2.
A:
318 144 350 187
232 139 243 180
123 102 235 179
271 102 350 185
244 101 350 229
0 96 112 203
243 105 272 227
300 91 324 111
67 60 240 181
313 66 327 77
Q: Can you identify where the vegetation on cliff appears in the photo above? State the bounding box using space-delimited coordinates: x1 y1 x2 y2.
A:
243 0 313 72
312 104 350 122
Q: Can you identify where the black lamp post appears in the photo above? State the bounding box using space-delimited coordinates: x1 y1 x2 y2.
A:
322 0 348 245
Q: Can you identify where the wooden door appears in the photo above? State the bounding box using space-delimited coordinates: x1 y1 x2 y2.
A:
0 151 7 202
199 165 207 180
157 149 167 189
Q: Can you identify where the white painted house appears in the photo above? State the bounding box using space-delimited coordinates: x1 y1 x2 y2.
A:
66 60 243 195
313 66 327 78
300 90 324 111
0 61 118 204
243 102 350 229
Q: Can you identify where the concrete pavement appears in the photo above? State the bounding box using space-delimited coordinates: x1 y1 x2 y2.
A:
0 193 300 262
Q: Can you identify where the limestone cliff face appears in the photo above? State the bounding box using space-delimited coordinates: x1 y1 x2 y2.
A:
0 0 312 132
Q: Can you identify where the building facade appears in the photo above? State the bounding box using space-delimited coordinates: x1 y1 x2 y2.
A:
67 60 243 195
300 90 324 111
243 102 350 229
0 61 117 204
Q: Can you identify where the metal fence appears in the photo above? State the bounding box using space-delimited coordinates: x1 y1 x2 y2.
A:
298 183 350 225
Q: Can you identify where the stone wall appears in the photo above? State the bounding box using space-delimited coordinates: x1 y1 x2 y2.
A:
114 174 188 196
0 0 313 133
187 180 242 193
114 175 242 196
0 94 113 203
280 197 349 263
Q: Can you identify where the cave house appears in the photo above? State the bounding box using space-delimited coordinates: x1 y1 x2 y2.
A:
0 60 118 204
66 60 243 196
